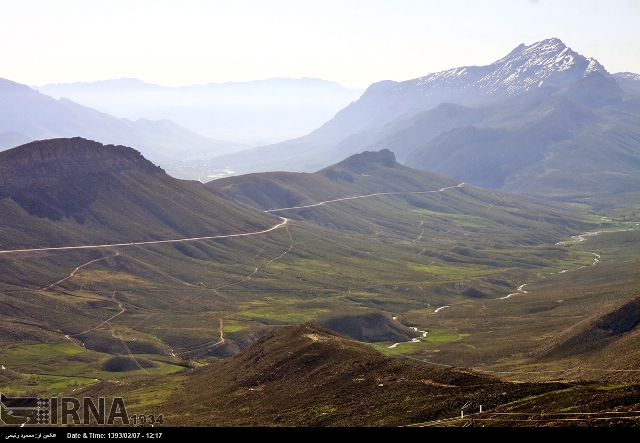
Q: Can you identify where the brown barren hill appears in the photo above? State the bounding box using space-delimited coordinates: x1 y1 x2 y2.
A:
81 323 595 426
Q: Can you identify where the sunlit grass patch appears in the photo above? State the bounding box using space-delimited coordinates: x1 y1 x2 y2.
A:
407 264 490 281
0 343 87 367
73 270 160 286
221 323 245 333
236 307 310 324
423 328 469 344
0 373 100 397
595 383 633 391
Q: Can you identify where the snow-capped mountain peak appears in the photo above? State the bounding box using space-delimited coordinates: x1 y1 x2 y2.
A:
392 38 609 106
476 38 608 95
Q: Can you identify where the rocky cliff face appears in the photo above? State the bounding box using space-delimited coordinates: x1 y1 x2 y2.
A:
0 137 164 220
0 137 162 187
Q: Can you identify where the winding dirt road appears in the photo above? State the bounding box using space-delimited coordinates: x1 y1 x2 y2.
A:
175 319 226 357
42 252 119 290
0 218 289 254
70 291 125 337
0 182 464 255
264 183 465 212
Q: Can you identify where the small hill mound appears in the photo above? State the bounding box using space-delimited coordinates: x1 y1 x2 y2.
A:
101 355 157 372
329 149 397 174
320 312 418 342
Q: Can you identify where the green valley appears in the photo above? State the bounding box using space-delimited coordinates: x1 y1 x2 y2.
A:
1 139 639 427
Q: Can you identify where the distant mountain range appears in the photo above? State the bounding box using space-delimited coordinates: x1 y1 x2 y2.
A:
208 38 640 199
613 72 640 96
0 77 249 179
4 38 639 199
33 77 364 146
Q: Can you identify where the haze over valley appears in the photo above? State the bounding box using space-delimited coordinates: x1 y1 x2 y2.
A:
33 77 364 146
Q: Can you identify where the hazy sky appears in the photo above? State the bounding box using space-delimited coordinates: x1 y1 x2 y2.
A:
1 0 638 89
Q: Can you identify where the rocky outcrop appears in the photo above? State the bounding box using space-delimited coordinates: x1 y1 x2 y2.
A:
330 149 397 174
0 137 162 187
0 137 164 220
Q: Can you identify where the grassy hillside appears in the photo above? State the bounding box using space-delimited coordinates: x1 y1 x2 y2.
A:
208 149 593 243
205 151 640 381
75 323 640 426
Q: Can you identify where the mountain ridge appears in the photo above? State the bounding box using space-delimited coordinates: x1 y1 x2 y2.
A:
206 38 613 176
207 148 591 250
404 71 640 197
0 137 163 183
613 72 640 96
